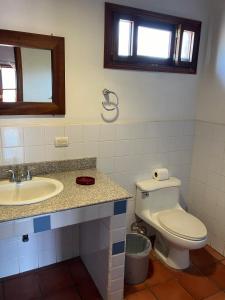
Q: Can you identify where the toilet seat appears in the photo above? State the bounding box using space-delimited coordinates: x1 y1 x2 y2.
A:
157 209 207 241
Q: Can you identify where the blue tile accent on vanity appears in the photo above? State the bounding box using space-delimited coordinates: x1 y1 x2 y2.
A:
112 241 125 255
114 200 127 215
33 215 51 233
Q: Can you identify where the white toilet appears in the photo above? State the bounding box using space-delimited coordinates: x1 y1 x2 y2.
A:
135 177 207 270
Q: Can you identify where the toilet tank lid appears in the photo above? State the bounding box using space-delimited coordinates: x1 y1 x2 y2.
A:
136 177 181 192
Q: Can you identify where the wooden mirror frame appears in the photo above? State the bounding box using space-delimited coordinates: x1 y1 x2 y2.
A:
0 29 65 115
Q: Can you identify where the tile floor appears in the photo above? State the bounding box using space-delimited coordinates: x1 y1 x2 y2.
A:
125 245 225 300
0 246 225 300
0 257 101 300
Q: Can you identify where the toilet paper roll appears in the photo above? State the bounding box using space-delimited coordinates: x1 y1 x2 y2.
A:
153 168 169 181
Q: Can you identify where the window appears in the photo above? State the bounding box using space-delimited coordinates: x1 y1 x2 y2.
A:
104 3 202 74
0 66 17 102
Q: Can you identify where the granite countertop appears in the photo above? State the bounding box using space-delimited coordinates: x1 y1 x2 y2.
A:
0 169 131 223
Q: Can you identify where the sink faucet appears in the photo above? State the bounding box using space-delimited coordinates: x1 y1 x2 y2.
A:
8 166 32 183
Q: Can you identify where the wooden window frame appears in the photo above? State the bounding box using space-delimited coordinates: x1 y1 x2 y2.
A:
104 2 202 74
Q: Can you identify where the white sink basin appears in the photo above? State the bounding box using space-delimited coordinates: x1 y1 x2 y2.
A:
0 177 64 206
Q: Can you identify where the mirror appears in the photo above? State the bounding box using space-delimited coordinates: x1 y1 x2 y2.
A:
0 29 65 115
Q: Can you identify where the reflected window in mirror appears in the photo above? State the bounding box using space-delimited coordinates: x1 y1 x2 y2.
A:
0 45 17 103
0 45 52 103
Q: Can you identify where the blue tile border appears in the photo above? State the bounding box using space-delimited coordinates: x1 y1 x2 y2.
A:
33 215 51 233
114 200 127 215
112 241 125 255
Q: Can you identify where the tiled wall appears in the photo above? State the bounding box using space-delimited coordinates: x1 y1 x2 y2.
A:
0 120 195 231
0 225 79 277
189 121 225 255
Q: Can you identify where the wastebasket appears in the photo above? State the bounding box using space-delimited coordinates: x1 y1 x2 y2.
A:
125 233 152 285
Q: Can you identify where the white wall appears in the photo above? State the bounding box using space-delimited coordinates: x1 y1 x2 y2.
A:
196 0 225 124
0 0 209 125
188 0 225 255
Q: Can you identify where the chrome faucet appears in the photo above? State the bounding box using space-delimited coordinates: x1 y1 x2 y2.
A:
8 166 32 183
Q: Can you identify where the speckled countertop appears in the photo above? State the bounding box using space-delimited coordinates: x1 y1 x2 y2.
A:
0 169 131 223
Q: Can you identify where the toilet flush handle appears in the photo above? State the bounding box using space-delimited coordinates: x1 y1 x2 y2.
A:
142 192 150 198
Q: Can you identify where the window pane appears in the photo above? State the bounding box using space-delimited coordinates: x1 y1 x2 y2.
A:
3 90 16 102
1 67 16 89
181 30 195 62
137 26 172 59
118 19 133 56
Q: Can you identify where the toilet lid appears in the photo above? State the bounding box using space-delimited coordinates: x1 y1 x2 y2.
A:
157 209 207 241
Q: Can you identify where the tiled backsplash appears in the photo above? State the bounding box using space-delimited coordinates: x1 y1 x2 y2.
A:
189 121 225 255
0 120 195 230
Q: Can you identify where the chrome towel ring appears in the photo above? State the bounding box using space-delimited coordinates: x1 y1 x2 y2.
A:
101 89 120 122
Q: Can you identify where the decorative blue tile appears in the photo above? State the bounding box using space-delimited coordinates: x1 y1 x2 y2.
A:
114 200 127 215
112 241 125 255
33 215 51 233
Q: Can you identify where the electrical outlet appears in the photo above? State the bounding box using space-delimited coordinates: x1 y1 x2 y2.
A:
54 136 69 147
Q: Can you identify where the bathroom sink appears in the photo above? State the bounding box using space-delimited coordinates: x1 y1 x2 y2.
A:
0 177 64 206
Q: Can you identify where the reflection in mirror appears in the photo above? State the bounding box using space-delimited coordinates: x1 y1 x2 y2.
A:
0 45 52 103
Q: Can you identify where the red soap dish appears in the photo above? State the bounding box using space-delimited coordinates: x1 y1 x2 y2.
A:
76 176 95 185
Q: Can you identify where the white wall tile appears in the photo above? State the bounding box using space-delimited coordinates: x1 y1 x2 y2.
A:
84 141 99 157
19 254 38 273
111 266 124 281
38 249 56 267
0 257 19 278
97 157 115 173
111 253 125 268
83 125 99 141
1 127 23 147
0 221 14 239
65 142 84 159
109 289 124 300
14 218 34 236
0 237 18 258
115 140 131 156
111 228 126 243
2 147 24 165
99 124 116 141
45 145 65 161
44 126 65 145
24 127 44 146
65 125 83 143
99 141 115 158
24 145 46 163
110 278 124 293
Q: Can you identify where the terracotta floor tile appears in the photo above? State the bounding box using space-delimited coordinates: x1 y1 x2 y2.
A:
37 264 73 296
124 282 146 296
150 279 194 300
205 246 225 261
44 287 81 300
202 262 225 289
0 283 3 300
125 289 157 300
76 281 102 300
205 292 225 300
176 264 219 299
221 260 225 266
69 259 92 286
149 250 158 261
4 273 41 300
190 247 220 270
145 260 175 287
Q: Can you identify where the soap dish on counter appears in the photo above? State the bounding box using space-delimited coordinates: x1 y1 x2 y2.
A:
76 176 95 185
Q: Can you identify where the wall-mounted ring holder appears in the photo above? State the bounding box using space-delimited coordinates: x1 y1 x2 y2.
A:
101 89 119 123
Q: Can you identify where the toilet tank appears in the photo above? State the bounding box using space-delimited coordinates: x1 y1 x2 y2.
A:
135 177 181 216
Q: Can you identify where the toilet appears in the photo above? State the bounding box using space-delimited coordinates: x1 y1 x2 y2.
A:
135 177 207 269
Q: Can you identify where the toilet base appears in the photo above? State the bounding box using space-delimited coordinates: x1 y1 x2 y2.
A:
154 235 190 270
